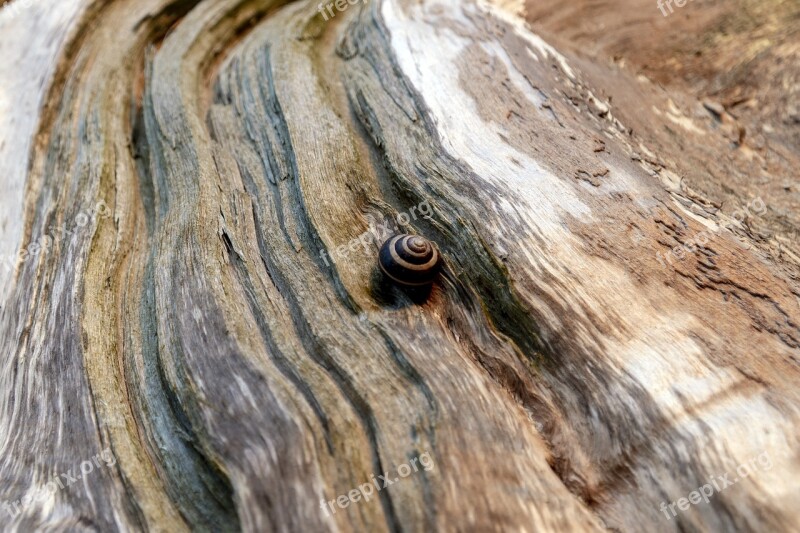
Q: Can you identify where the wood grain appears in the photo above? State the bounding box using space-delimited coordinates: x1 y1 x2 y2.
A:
0 0 797 531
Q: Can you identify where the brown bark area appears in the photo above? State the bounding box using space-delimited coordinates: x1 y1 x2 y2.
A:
527 0 800 264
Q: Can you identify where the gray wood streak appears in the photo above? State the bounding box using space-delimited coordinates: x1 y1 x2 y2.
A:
0 0 797 531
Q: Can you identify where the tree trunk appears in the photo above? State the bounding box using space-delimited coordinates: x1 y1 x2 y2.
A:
0 0 797 531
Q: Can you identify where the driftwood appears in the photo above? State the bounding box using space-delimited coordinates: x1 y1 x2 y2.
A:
0 0 798 531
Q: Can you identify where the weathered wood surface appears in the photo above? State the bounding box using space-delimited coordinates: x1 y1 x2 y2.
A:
0 0 798 531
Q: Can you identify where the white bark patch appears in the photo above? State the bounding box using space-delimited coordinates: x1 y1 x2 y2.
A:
0 0 84 293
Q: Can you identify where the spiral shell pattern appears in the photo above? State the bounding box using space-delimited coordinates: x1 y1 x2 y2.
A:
379 234 441 287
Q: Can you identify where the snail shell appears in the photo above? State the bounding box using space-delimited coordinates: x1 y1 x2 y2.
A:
379 234 441 287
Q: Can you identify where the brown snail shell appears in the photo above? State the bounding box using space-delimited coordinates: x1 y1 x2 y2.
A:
379 234 441 287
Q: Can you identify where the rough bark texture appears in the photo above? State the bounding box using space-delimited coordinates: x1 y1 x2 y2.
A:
0 0 798 531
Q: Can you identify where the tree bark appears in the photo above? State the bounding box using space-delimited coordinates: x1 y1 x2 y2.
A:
0 0 798 531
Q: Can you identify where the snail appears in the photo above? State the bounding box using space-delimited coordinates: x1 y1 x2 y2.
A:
379 234 441 287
